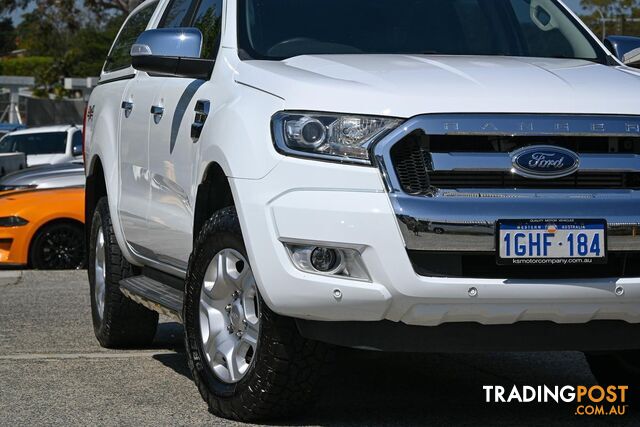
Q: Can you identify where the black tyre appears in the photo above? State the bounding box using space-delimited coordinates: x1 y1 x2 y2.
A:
30 221 86 270
88 197 158 348
184 207 328 421
586 351 640 405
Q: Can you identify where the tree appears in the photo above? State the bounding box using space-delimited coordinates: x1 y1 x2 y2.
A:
85 0 143 14
0 17 17 55
581 0 638 16
580 0 640 38
1 0 141 17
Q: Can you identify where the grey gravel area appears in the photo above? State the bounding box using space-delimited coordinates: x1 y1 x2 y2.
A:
0 270 639 426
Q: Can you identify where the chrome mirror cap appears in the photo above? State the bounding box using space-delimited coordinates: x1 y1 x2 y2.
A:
130 28 203 59
604 35 640 65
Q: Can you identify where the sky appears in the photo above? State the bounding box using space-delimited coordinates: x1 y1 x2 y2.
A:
7 0 587 23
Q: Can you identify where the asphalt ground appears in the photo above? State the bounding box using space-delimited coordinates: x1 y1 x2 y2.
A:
1 270 639 426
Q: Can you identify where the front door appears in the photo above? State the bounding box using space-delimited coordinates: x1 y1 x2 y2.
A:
146 78 210 267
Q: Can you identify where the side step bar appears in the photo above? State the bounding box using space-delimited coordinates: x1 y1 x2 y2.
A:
120 275 184 321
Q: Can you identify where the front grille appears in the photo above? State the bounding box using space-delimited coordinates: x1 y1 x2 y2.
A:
429 171 640 189
408 251 640 279
390 136 431 195
390 131 640 194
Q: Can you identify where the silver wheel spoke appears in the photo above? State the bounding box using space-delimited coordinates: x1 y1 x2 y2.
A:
241 324 259 348
217 337 242 382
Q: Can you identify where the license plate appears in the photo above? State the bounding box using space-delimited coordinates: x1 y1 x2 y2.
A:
497 219 607 265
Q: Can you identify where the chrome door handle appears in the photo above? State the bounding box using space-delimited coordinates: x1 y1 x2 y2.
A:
150 105 164 123
121 101 133 117
150 105 164 115
191 100 210 142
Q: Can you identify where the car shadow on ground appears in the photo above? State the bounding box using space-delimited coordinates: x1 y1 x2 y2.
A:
151 321 185 352
149 323 638 426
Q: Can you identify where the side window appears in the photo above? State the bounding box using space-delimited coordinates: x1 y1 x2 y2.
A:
104 1 159 73
159 0 196 28
71 131 83 155
160 0 223 59
192 0 223 58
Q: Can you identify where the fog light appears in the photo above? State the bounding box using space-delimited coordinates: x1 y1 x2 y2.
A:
284 243 370 281
310 247 340 272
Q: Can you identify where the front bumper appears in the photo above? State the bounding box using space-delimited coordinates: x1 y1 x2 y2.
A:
232 157 640 327
0 226 30 266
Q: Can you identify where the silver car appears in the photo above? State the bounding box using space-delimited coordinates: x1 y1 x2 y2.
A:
0 162 84 192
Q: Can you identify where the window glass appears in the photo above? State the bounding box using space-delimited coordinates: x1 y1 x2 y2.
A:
0 132 67 155
159 0 196 28
160 0 223 59
104 1 159 72
71 131 83 154
191 0 223 58
238 0 604 63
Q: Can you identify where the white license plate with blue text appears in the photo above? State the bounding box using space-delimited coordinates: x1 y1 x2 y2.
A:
498 220 607 265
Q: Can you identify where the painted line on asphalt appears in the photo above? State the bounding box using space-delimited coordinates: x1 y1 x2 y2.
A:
0 271 22 287
0 350 182 361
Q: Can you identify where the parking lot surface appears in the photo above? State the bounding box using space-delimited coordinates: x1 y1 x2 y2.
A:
1 270 639 426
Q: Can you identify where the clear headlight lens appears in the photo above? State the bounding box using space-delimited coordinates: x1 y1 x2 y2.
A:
0 216 29 227
272 112 402 164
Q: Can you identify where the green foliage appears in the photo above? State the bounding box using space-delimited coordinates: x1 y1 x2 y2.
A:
0 56 54 76
5 10 124 97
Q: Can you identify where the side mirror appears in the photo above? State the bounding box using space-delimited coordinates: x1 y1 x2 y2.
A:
130 28 214 79
72 145 82 156
604 35 640 68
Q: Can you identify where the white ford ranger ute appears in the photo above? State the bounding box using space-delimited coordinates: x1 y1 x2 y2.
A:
84 0 640 420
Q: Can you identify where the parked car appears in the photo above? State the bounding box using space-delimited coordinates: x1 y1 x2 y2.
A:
0 187 85 270
84 0 640 421
0 153 26 177
0 162 84 192
0 125 83 167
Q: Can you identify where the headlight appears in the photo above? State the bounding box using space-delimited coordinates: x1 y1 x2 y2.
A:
272 112 402 164
0 216 28 227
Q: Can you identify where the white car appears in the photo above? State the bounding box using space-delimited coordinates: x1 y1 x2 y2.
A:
84 0 640 420
0 125 83 167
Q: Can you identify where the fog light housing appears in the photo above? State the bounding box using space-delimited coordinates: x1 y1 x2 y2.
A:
285 243 370 281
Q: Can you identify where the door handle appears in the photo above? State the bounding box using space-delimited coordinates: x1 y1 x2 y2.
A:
150 105 164 124
191 100 210 142
121 101 133 118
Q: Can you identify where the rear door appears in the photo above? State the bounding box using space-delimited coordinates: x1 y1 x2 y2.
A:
145 0 222 267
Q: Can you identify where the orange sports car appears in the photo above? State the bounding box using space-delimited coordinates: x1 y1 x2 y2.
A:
0 187 85 269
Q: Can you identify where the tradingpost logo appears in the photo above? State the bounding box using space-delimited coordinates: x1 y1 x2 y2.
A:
483 385 630 416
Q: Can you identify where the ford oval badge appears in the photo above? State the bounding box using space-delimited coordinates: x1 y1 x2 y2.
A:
510 145 580 179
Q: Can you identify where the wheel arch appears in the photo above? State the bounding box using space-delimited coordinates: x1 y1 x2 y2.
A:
85 155 107 252
193 162 235 244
